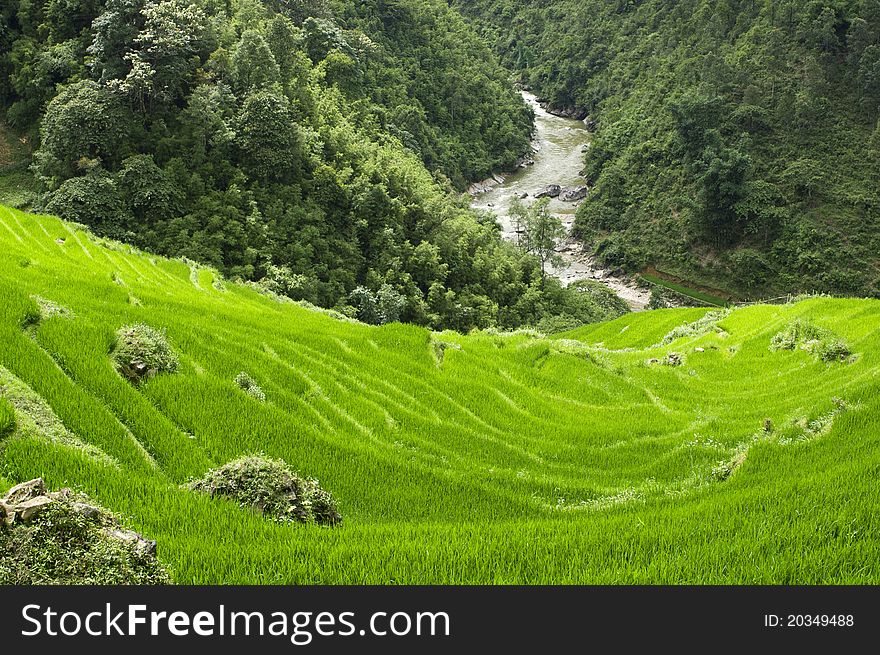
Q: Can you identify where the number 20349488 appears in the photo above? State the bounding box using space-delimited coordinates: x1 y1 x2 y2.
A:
764 614 854 628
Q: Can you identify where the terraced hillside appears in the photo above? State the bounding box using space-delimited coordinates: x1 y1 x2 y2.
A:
1 205 878 584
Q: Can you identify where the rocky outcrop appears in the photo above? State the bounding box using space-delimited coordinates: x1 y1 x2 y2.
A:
538 101 589 121
535 184 562 199
468 174 505 196
559 185 590 202
467 156 535 196
1 477 158 555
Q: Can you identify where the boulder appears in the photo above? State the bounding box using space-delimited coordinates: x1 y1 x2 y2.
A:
72 502 103 521
4 478 47 505
518 193 529 200
535 185 562 199
542 104 589 121
559 185 589 202
48 488 72 501
106 528 158 557
16 496 54 523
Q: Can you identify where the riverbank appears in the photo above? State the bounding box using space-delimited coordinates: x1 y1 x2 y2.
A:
470 92 651 310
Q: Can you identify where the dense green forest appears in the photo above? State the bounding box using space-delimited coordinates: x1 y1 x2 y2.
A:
452 0 880 298
0 0 627 332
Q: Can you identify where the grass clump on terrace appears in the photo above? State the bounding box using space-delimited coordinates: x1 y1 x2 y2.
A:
660 309 730 345
111 323 179 383
0 486 171 585
188 455 341 527
234 372 265 402
770 320 852 362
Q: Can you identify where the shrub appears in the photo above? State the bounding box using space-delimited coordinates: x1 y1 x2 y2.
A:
770 320 852 362
111 324 179 383
661 309 730 345
349 284 406 325
0 486 171 585
234 372 266 402
188 455 341 526
0 398 15 437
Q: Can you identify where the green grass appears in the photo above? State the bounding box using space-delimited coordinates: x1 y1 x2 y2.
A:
0 204 879 584
639 273 730 307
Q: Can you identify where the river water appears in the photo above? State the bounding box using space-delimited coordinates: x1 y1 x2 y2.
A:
470 93 650 310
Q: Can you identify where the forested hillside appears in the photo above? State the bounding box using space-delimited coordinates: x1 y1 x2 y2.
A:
0 0 598 332
452 0 880 298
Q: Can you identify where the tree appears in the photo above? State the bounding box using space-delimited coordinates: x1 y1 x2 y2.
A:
87 0 145 83
509 198 566 284
696 145 752 246
43 170 127 238
233 30 281 92
34 80 132 186
235 89 301 182
118 154 178 223
109 0 212 107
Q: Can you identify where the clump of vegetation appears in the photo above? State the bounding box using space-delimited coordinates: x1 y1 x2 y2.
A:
21 295 73 333
234 372 265 402
188 456 341 527
770 320 852 362
0 481 171 585
661 310 730 345
111 324 179 383
0 398 15 437
32 296 73 320
431 337 462 366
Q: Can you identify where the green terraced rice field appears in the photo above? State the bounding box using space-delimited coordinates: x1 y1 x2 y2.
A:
1 205 879 584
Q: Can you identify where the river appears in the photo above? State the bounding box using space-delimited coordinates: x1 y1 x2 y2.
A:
470 92 650 310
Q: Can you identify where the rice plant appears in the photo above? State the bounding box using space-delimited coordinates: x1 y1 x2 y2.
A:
0 205 878 584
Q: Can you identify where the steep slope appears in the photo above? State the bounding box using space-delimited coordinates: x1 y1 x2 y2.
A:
1 205 878 583
0 0 544 331
452 0 880 298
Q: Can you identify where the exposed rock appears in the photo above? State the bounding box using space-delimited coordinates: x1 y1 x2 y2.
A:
48 487 72 501
559 185 589 202
541 103 589 121
535 184 562 199
72 502 103 520
105 528 157 557
694 347 705 353
515 155 535 169
664 352 683 367
468 177 502 196
518 193 529 200
16 496 54 523
5 477 46 505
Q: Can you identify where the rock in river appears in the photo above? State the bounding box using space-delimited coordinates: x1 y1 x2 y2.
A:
559 185 589 202
535 185 562 199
